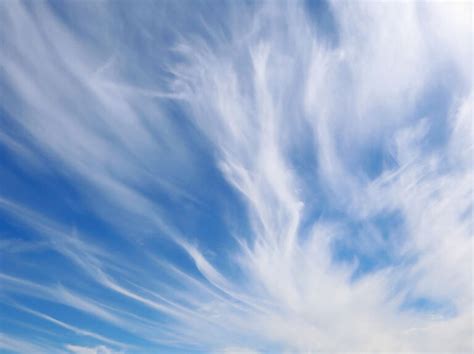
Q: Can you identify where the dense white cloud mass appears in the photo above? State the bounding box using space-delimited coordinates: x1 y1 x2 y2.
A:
65 344 117 354
0 0 472 353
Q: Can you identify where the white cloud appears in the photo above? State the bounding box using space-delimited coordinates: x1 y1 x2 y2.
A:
0 333 56 353
167 1 473 351
66 344 116 354
0 0 471 352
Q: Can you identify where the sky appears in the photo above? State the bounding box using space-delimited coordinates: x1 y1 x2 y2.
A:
0 0 472 353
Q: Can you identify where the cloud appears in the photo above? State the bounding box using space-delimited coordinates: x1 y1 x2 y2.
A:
66 344 116 354
0 333 57 354
0 0 472 352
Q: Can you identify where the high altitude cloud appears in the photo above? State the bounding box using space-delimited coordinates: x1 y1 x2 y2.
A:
0 0 472 353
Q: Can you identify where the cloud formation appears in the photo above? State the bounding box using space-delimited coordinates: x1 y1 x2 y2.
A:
0 0 472 353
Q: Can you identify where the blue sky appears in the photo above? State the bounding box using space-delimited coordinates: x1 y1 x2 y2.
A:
0 1 472 353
